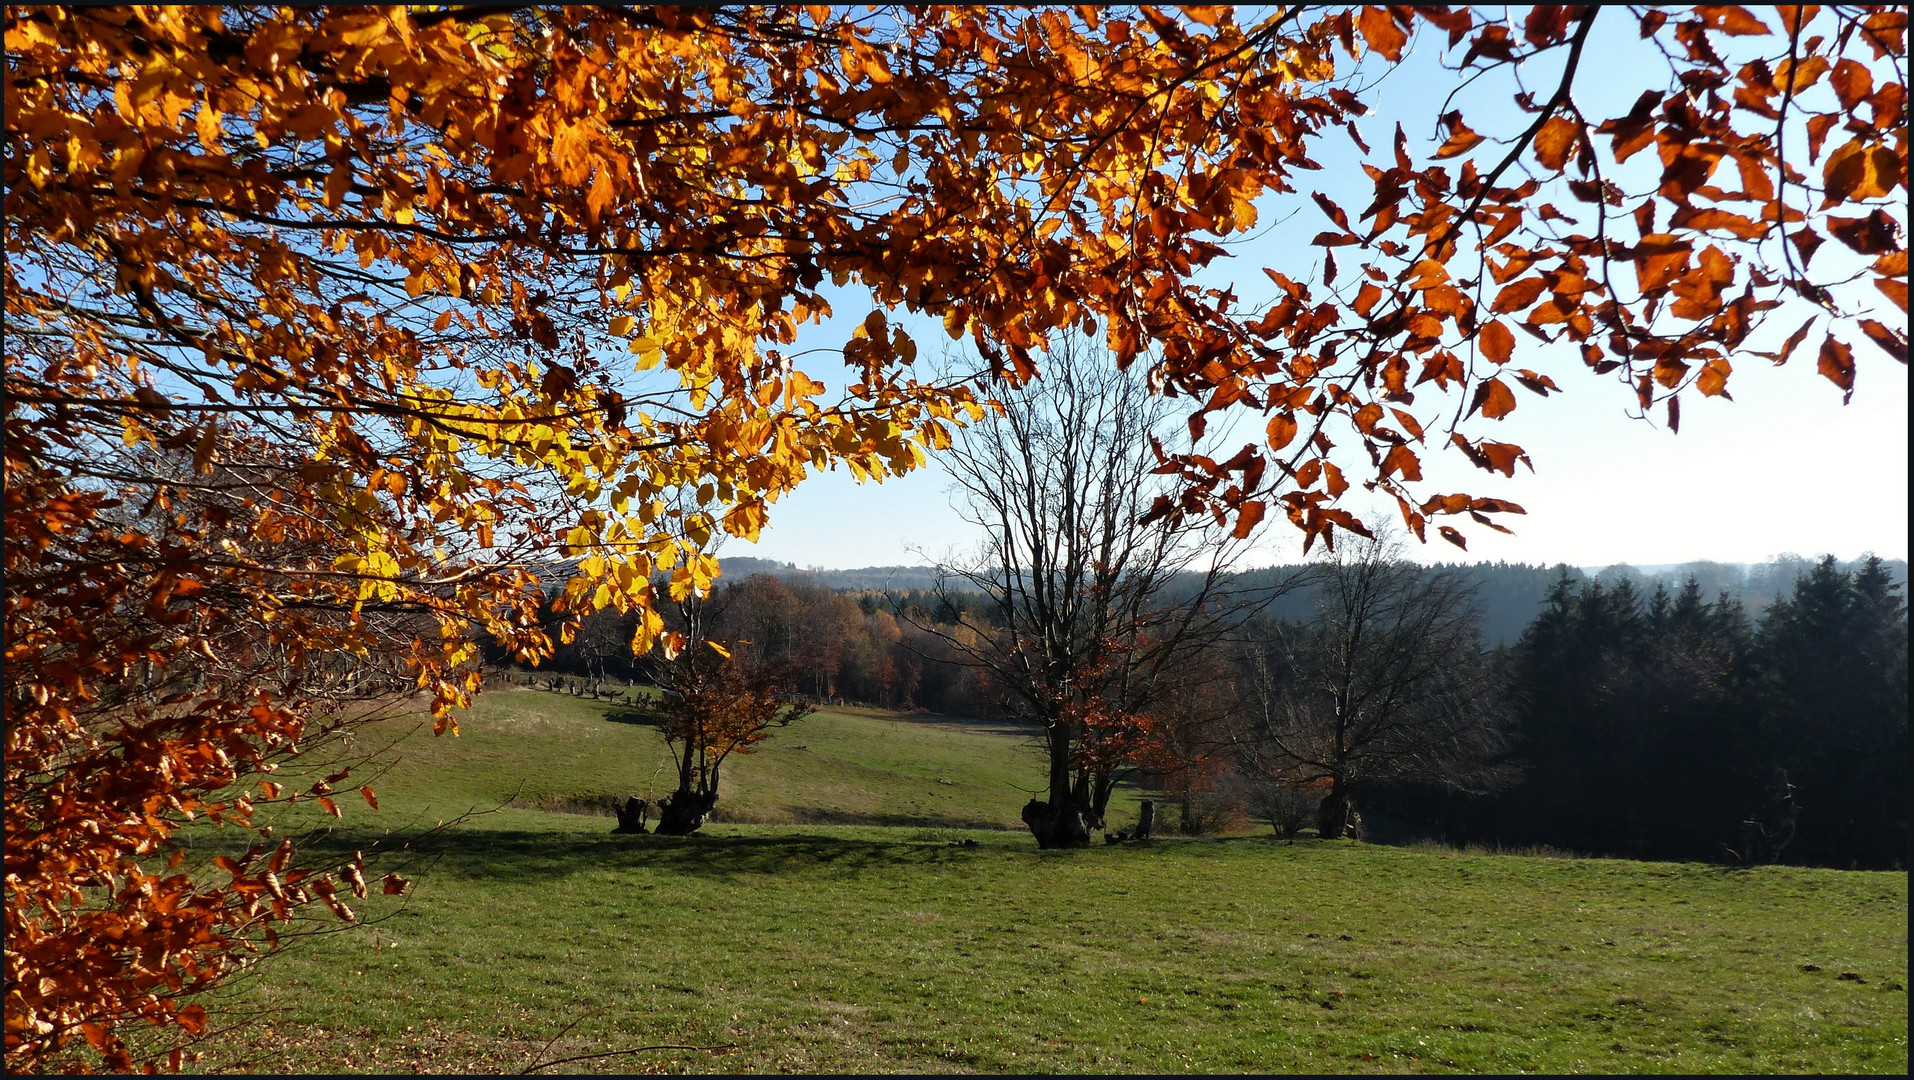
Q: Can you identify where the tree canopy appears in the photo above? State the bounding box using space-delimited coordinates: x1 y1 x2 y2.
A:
4 4 1906 1071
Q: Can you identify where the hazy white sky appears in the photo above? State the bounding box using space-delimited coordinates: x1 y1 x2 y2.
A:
728 12 1909 571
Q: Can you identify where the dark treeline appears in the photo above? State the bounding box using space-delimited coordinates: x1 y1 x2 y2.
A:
720 555 1909 647
1366 555 1908 870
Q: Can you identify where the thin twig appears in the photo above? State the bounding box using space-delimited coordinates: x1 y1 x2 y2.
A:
519 1042 736 1075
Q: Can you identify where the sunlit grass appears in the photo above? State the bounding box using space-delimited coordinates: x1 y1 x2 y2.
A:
177 690 1905 1074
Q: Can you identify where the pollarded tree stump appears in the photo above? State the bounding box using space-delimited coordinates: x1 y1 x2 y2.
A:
1021 799 1091 849
653 791 718 836
612 797 650 834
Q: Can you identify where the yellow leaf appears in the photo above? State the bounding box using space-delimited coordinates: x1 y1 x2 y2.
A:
630 336 662 369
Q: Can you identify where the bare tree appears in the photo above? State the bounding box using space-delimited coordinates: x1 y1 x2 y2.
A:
919 337 1290 848
1236 532 1511 840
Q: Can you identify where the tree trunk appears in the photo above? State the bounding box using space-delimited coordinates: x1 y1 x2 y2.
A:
612 797 650 834
1021 799 1091 849
653 789 717 836
1318 784 1356 840
1021 720 1091 848
1134 800 1154 840
1089 770 1118 830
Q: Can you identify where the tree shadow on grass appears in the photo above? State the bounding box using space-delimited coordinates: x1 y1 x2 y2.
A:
295 823 1032 885
735 805 1019 831
601 706 664 728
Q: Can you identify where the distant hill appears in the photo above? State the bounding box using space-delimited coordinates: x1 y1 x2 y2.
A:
715 556 949 592
718 554 1909 647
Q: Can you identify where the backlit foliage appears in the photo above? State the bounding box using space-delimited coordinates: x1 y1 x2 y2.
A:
4 4 1905 1070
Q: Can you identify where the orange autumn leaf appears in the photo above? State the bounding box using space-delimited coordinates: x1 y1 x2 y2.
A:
1381 444 1423 481
1358 6 1408 60
1478 321 1516 365
1532 116 1581 171
1492 277 1548 313
1266 413 1300 452
1469 378 1519 420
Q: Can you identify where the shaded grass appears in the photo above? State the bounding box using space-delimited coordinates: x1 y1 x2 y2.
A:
174 690 1904 1074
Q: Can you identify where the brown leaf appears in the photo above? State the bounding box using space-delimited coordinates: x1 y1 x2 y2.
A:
1822 139 1900 204
1826 209 1903 255
1831 58 1875 112
1479 320 1515 365
1789 227 1824 265
1353 281 1383 317
1805 112 1839 162
1323 462 1349 498
1511 369 1560 396
1532 116 1580 171
1492 277 1547 313
1856 319 1908 362
1231 499 1266 539
1312 192 1353 233
1358 6 1408 60
1434 114 1486 159
1481 440 1529 476
1696 357 1733 397
1468 378 1518 420
1266 413 1299 452
1669 206 1768 240
1817 335 1856 402
1695 5 1770 35
1877 277 1908 313
1523 5 1573 46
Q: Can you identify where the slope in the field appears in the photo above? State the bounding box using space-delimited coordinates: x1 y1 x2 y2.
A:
346 687 1151 831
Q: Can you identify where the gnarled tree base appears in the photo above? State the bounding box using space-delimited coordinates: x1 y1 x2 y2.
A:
1022 799 1092 849
653 791 718 836
612 797 650 834
1317 791 1362 840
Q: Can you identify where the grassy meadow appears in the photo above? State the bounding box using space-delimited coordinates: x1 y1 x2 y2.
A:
172 686 1906 1074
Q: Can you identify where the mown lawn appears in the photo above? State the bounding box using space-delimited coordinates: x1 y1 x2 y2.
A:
168 689 1905 1074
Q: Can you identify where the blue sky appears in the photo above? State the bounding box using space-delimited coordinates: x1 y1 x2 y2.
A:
731 11 1908 571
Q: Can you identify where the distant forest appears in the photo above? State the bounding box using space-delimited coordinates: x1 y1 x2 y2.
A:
716 554 1911 647
510 554 1906 870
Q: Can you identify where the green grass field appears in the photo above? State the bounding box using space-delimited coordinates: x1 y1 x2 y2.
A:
172 686 1905 1074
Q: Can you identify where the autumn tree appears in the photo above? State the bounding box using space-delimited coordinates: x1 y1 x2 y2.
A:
3 432 423 1070
6 4 1904 1068
643 588 811 836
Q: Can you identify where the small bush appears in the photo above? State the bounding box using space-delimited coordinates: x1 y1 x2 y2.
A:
1247 781 1319 838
